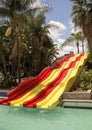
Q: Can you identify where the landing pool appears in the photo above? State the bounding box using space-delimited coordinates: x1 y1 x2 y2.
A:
0 105 92 130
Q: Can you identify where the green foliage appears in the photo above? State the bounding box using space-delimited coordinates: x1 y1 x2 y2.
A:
79 54 92 90
79 67 92 90
0 77 11 89
88 54 92 64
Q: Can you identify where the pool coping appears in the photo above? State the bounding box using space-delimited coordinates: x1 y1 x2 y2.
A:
60 99 92 109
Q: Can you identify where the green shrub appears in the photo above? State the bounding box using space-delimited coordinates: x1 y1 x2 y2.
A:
79 67 92 90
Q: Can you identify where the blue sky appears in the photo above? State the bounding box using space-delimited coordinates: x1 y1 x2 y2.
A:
45 0 73 39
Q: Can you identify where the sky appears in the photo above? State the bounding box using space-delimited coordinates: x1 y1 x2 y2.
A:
45 0 73 38
35 0 86 56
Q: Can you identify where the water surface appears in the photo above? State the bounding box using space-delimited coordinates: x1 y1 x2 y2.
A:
0 105 92 130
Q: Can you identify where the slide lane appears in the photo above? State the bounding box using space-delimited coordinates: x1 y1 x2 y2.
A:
0 53 74 105
22 54 84 108
10 54 78 107
37 53 88 109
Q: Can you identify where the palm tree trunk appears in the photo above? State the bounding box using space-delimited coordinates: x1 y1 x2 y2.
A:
82 41 84 53
15 25 21 83
12 2 21 84
87 37 92 54
0 44 6 76
76 42 79 54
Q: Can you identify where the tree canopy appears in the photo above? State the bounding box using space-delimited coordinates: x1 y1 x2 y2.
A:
71 0 92 53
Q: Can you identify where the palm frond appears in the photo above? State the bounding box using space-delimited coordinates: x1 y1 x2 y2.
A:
61 36 75 47
0 8 10 18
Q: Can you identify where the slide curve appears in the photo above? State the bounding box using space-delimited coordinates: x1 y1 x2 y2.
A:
0 53 88 109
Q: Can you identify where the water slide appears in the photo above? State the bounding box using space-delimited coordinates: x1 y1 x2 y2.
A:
0 53 74 105
0 53 88 109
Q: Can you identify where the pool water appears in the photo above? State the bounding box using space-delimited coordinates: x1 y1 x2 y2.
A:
0 105 92 130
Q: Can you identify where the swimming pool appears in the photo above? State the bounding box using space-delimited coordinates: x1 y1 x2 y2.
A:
0 105 92 130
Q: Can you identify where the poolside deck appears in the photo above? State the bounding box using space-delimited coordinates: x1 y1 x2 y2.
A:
60 90 92 109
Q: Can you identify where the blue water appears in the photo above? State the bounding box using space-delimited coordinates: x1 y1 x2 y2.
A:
0 105 92 130
0 92 7 97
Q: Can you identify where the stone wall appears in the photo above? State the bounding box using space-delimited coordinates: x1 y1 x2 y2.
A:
62 90 92 100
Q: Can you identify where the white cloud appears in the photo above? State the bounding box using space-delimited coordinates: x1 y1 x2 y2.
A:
48 21 67 30
48 20 67 41
58 39 65 44
58 45 77 57
47 20 68 57
71 27 82 34
63 45 76 53
30 0 50 10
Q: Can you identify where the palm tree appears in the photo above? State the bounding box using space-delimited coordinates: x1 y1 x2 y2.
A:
62 32 83 53
22 12 57 76
0 0 38 83
71 0 92 54
78 31 86 53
